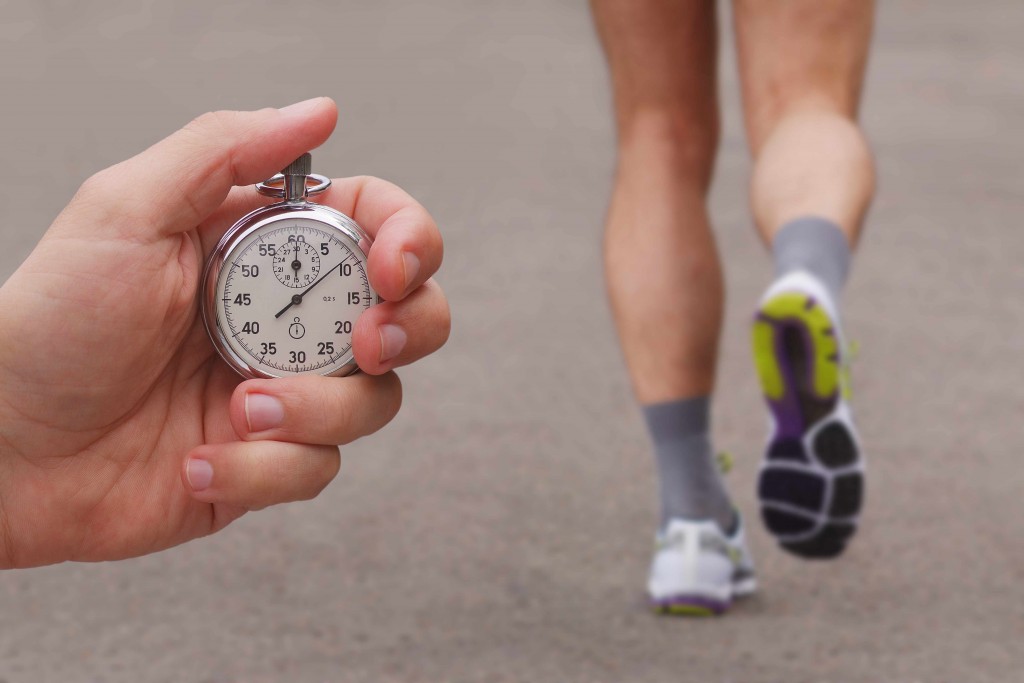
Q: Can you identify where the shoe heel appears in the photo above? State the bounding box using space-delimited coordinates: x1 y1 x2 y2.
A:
753 292 841 406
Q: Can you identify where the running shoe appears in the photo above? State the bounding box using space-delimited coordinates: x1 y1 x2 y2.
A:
647 516 757 616
752 270 865 559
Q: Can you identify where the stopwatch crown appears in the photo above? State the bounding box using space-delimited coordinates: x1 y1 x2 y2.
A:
255 153 330 200
283 153 312 178
282 153 313 202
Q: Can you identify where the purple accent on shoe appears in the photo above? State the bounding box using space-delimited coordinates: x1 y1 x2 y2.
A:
804 296 816 311
759 308 841 441
768 319 810 439
650 594 730 615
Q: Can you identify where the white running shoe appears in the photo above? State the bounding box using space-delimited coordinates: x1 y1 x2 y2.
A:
647 516 757 616
752 270 865 559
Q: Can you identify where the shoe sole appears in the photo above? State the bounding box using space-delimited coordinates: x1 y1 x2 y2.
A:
650 595 728 617
752 292 864 559
649 576 756 617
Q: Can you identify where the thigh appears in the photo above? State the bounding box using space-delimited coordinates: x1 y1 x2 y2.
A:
590 0 719 127
733 0 875 153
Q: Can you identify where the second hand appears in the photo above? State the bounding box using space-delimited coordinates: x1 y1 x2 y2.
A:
274 259 346 319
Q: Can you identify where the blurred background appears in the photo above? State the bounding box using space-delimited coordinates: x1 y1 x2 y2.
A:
1 0 1023 681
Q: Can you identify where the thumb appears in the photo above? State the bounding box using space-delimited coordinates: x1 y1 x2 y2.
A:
69 97 338 240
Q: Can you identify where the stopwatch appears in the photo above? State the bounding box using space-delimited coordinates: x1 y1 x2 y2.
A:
202 153 377 379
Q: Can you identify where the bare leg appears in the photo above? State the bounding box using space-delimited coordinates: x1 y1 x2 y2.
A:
735 0 876 559
734 0 876 245
591 0 755 614
591 0 721 404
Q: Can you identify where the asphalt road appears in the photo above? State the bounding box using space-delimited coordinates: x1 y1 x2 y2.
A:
1 1 1023 681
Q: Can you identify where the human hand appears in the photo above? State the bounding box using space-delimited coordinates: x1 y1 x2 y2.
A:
0 98 449 568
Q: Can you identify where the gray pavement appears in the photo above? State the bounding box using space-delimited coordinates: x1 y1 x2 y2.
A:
1 1 1023 681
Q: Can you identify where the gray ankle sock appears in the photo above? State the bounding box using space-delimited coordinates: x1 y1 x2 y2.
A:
642 396 735 532
772 217 851 302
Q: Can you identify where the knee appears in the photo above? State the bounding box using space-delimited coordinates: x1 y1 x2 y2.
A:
746 89 863 158
615 105 719 191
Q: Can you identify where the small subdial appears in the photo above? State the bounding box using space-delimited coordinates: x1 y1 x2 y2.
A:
273 241 321 288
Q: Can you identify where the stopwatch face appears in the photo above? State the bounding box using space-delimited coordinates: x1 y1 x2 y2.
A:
204 209 375 379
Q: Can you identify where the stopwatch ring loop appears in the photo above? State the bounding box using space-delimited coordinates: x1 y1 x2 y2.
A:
256 173 332 198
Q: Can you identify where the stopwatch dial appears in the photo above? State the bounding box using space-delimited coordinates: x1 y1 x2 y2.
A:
215 218 374 377
272 238 321 287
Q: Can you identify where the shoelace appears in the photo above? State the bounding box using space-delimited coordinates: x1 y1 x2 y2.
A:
841 339 861 401
715 451 734 475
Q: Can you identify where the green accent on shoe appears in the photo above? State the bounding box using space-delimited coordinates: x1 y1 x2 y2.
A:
754 292 840 400
841 340 860 401
656 604 717 617
715 451 734 475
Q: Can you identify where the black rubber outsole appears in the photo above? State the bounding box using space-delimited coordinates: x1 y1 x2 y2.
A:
754 298 864 561
758 420 864 560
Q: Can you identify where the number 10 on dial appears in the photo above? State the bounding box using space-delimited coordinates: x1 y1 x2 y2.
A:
202 154 378 379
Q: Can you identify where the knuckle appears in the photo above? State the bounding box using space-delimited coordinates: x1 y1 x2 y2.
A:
287 378 360 443
75 167 122 207
356 174 387 189
427 217 444 259
78 169 109 195
250 449 282 501
437 298 453 345
185 110 235 138
71 166 144 231
417 280 452 343
328 383 361 441
381 372 403 420
304 450 341 500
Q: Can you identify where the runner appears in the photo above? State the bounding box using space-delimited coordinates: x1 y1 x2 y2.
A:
589 0 875 615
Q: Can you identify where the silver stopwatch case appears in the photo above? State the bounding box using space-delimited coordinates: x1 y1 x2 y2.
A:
201 155 377 380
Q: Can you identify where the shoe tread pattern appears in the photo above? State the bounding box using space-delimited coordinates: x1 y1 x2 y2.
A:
753 292 864 560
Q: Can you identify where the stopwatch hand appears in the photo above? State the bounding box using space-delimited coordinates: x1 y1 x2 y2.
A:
274 260 343 318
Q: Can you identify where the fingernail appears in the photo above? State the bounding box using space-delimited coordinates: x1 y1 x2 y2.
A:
378 324 407 363
187 458 214 492
402 251 420 291
280 97 325 118
245 393 285 433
